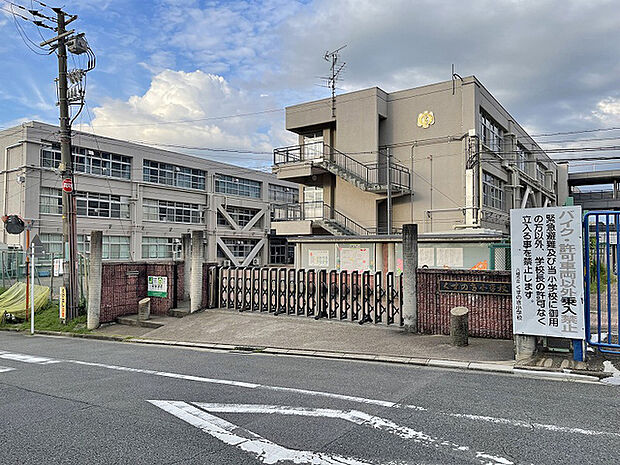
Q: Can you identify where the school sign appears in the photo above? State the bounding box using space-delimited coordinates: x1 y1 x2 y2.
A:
510 206 585 339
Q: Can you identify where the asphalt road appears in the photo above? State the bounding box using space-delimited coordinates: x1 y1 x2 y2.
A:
0 332 618 465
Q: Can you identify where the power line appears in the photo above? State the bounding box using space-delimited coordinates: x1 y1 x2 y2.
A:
531 126 620 137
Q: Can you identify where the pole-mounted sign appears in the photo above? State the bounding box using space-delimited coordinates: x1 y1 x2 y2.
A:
62 178 73 193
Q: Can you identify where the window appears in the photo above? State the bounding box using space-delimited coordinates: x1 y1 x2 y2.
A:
482 172 505 210
536 163 547 188
141 236 174 259
217 206 260 228
41 149 61 168
76 192 130 219
40 233 63 257
269 238 294 265
41 145 131 179
516 144 529 173
77 235 131 260
215 174 261 198
143 160 205 190
143 199 201 224
303 186 323 219
40 187 63 214
269 184 299 203
220 238 259 259
479 109 504 154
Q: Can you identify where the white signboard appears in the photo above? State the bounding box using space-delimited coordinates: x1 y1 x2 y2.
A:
308 249 329 268
53 258 63 277
510 206 585 338
339 247 370 272
436 247 463 268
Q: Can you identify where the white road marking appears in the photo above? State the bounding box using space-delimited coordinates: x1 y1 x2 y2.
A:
447 413 620 438
0 348 616 441
0 350 60 365
191 403 513 465
0 366 15 373
149 400 373 465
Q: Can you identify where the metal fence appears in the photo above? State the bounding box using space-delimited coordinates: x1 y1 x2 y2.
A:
210 266 404 326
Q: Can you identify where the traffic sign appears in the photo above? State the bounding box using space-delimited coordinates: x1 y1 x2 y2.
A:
62 178 73 193
29 234 48 257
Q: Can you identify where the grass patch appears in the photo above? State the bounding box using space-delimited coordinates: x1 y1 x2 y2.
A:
1 300 89 333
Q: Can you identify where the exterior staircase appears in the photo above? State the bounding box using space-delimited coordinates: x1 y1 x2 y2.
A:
274 142 411 195
273 202 371 236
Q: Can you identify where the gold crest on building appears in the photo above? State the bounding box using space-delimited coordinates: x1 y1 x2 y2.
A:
417 111 435 129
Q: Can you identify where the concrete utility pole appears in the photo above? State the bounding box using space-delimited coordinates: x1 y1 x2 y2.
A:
402 223 418 332
54 8 79 320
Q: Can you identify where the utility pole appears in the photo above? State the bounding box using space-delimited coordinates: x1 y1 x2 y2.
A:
33 8 94 321
386 147 392 235
54 9 79 320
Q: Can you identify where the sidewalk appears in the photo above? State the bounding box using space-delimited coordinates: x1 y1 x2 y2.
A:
95 308 515 364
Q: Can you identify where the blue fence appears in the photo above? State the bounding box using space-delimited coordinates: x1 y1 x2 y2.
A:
584 211 620 354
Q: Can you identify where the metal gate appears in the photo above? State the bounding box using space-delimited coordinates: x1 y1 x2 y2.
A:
584 211 620 354
208 266 404 327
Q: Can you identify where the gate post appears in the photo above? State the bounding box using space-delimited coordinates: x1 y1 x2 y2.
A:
402 224 418 332
190 230 204 313
87 230 102 330
182 233 191 301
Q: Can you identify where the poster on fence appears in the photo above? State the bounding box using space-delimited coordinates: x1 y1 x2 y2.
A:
148 276 168 298
510 206 585 338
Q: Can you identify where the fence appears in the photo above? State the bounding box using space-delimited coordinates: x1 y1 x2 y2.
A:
206 266 513 339
210 266 403 325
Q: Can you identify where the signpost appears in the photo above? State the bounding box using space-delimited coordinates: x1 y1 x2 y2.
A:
148 276 168 298
59 286 67 321
510 206 585 359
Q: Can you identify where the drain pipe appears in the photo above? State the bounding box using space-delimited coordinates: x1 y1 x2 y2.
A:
409 143 416 223
386 147 392 235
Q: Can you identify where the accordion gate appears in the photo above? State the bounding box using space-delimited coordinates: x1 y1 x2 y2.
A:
210 267 403 326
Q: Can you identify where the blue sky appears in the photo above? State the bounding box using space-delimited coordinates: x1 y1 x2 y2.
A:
1 0 620 169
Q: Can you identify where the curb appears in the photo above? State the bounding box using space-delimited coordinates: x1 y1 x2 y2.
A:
0 327 607 383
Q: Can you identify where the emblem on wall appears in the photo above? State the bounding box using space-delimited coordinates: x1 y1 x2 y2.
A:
417 111 435 129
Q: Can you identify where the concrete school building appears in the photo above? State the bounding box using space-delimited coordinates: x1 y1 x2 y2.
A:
271 75 568 270
0 121 299 267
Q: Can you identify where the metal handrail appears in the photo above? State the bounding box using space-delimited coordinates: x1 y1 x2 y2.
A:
273 142 411 191
272 201 371 235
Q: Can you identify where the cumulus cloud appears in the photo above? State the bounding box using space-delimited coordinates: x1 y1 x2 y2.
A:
80 69 295 168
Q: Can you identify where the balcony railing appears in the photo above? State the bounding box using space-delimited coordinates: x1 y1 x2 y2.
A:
273 142 411 192
272 201 371 236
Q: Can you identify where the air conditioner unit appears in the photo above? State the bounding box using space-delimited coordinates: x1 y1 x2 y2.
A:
223 259 231 267
252 258 260 266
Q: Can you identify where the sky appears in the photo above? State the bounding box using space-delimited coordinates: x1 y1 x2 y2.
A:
1 0 620 171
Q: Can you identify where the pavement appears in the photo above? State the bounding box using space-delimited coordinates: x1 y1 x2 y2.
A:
96 308 516 363
0 332 618 465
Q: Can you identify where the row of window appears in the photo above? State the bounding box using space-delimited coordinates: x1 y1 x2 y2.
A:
41 188 278 227
40 149 297 199
39 233 289 263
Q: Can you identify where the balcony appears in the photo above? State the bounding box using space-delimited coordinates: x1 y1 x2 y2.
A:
271 202 371 236
273 142 411 195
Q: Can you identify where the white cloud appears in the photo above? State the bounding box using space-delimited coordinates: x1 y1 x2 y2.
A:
594 97 620 124
80 69 295 168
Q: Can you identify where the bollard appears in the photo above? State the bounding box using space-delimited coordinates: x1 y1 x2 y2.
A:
138 297 151 321
450 306 469 347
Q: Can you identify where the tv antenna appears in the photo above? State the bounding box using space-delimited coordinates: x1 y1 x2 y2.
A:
323 45 347 118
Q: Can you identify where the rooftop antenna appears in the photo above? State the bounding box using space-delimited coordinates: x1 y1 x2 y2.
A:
452 63 463 95
323 45 347 118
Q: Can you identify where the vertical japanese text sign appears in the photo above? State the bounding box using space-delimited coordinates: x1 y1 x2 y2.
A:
510 206 585 338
